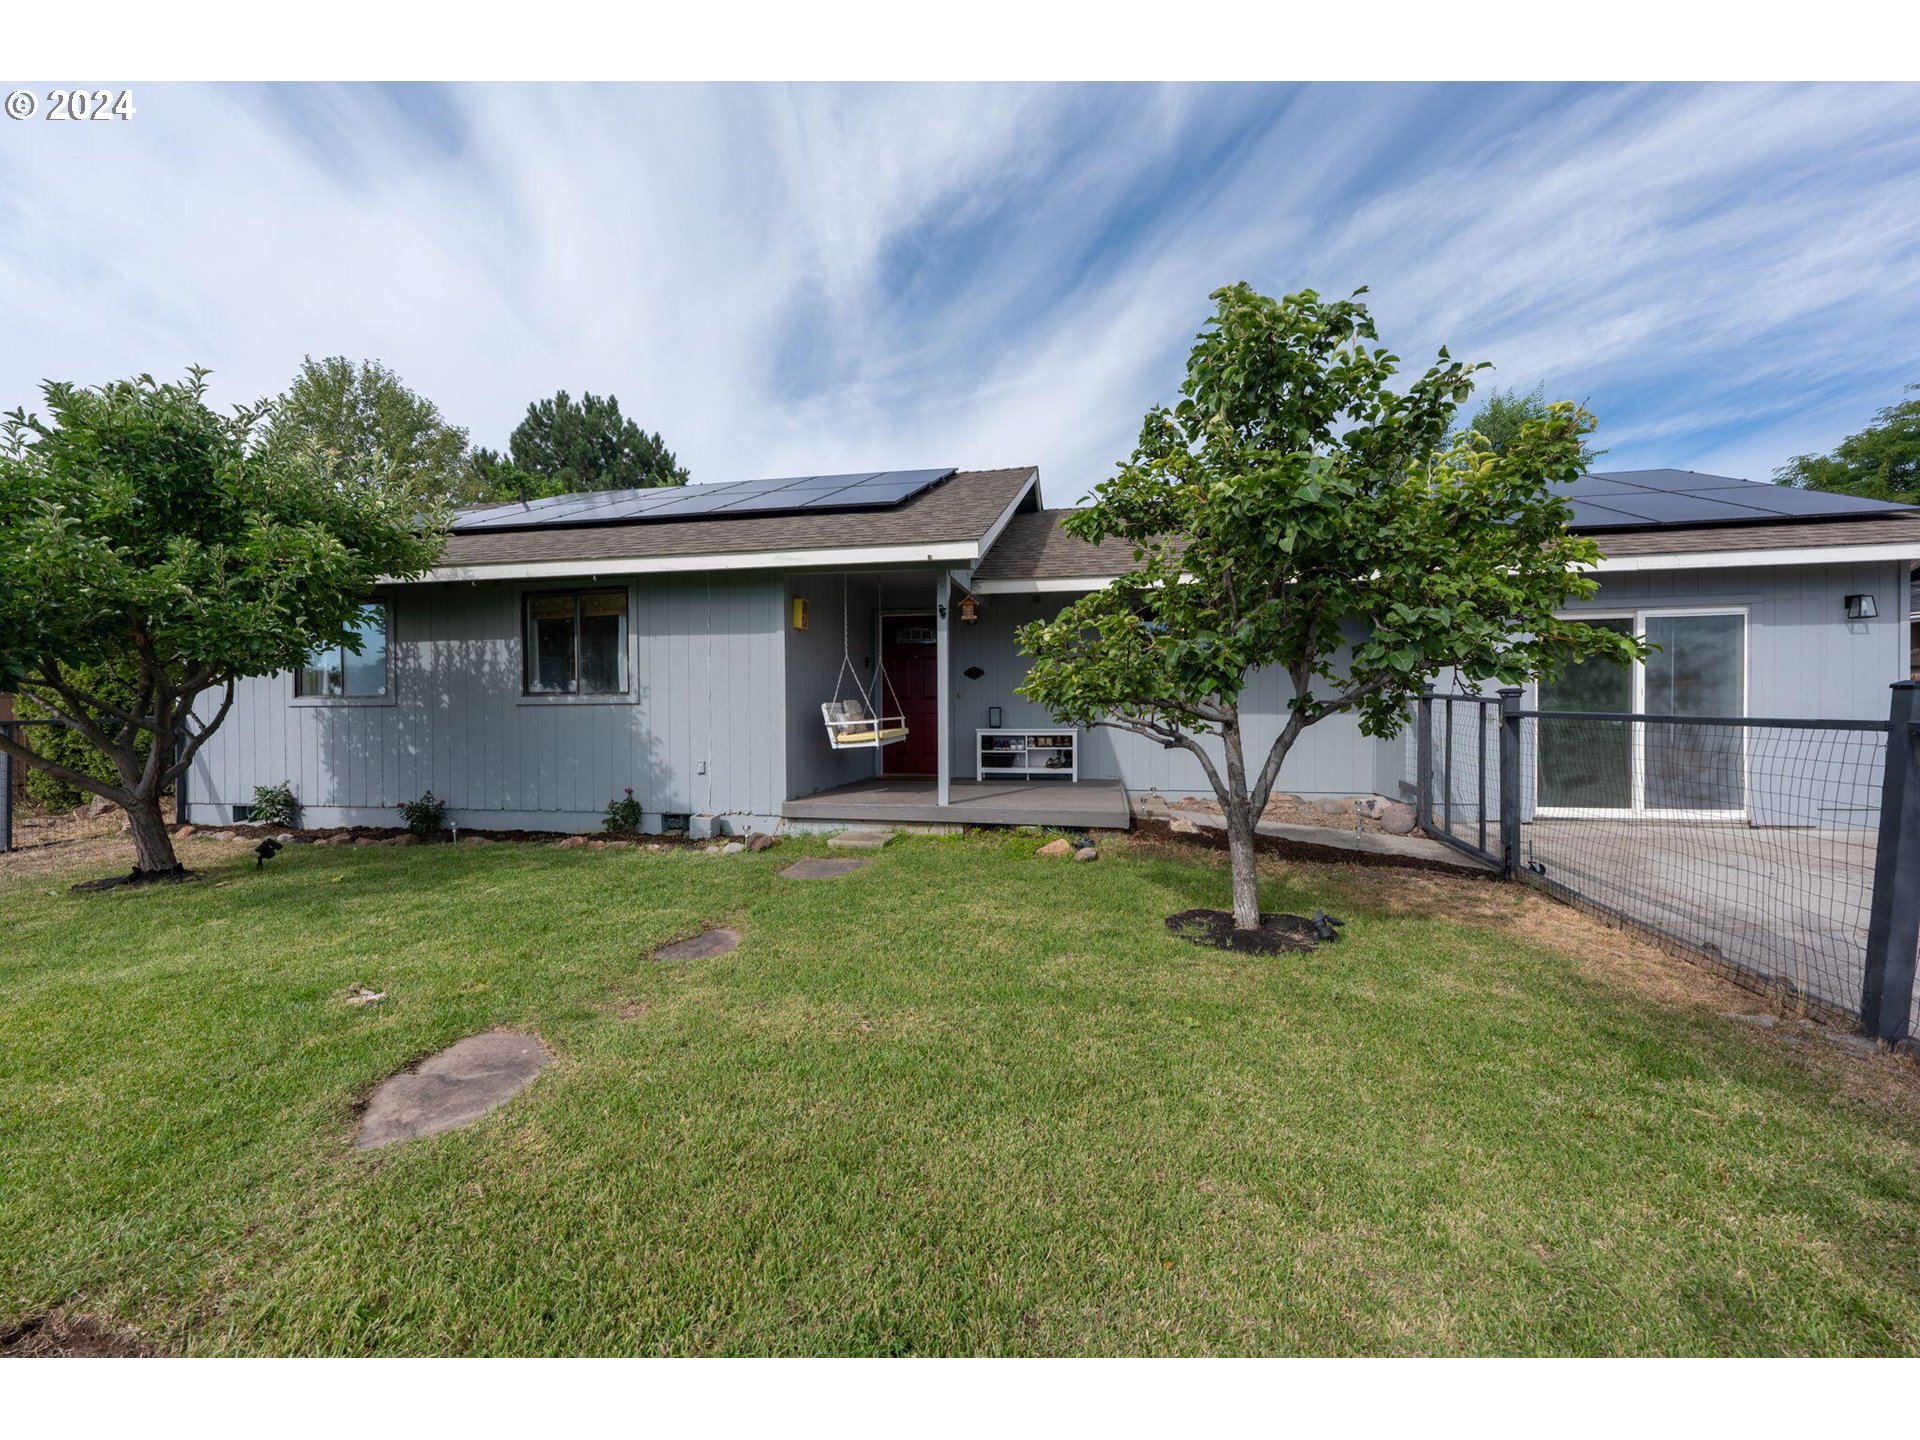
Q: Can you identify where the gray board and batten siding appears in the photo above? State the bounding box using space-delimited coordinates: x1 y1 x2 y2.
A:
1406 558 1912 827
945 593 1400 803
190 573 790 833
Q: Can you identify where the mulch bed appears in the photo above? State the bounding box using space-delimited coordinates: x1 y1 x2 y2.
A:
1165 908 1328 955
196 823 710 848
0 1312 153 1358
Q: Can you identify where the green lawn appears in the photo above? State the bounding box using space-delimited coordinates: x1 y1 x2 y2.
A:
5 828 1920 1356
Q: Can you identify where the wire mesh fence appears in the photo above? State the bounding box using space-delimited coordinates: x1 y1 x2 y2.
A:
1417 690 1918 1038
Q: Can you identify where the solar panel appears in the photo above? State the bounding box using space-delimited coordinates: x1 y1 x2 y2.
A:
1555 469 1915 532
450 468 957 532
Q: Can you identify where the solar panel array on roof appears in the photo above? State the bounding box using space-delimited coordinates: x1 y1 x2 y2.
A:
452 468 958 532
1555 469 1915 531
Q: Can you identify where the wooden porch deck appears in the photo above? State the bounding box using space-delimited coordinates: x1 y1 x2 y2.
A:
782 777 1131 830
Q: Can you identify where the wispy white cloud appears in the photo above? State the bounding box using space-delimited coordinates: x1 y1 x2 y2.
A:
1 82 1916 504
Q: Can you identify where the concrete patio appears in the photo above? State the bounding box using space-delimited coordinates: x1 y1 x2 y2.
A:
1518 819 1881 1018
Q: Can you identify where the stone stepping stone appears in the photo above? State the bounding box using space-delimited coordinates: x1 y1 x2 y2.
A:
654 927 742 961
827 828 894 851
355 1031 551 1150
778 857 871 879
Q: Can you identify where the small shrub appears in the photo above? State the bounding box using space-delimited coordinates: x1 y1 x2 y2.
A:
251 780 300 828
602 786 644 833
396 790 449 836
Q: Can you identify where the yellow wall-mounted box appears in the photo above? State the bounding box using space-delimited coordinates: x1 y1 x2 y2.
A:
791 596 809 631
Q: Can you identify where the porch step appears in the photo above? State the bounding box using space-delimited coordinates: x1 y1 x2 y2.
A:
826 828 896 851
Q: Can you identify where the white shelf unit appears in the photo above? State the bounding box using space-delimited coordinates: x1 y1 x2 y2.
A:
976 727 1079 782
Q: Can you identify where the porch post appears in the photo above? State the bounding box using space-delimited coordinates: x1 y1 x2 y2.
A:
936 571 951 807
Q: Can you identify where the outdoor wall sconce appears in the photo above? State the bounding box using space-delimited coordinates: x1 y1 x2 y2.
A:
958 594 980 625
791 597 809 631
1845 594 1878 620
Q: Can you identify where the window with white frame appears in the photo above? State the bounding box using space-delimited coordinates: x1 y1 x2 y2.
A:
1536 607 1748 816
296 603 391 698
523 588 630 695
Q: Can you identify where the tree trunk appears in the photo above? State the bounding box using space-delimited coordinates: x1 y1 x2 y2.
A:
1224 801 1262 930
1217 713 1264 931
123 788 181 875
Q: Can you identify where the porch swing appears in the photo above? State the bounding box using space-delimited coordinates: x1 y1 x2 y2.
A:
820 573 910 750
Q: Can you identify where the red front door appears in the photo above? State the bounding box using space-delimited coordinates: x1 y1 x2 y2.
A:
880 614 940 776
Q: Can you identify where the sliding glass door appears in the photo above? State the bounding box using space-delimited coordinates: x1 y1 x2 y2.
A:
1536 609 1747 818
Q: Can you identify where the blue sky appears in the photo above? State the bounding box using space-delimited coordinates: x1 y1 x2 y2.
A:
3 81 1917 504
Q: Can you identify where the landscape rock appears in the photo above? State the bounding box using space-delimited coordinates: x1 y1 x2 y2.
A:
355 1031 552 1150
175 824 197 838
721 842 745 854
1315 799 1351 817
205 830 237 841
557 835 588 849
587 839 607 850
1822 1032 1881 1058
1036 838 1074 857
745 833 775 852
461 835 489 845
325 835 354 846
1379 802 1417 835
1073 846 1098 862
353 837 377 848
87 795 118 819
1168 817 1201 835
654 927 743 961
778 857 871 879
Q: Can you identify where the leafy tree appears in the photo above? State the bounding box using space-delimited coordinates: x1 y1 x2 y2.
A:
467 446 548 504
1775 384 1920 505
1460 382 1601 470
494 390 687 497
264 355 476 505
12 663 151 811
0 370 444 879
1017 284 1641 931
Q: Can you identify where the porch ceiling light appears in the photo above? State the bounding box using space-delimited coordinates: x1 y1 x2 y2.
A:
1845 593 1878 620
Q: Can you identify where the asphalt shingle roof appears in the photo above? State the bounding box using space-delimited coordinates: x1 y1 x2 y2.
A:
971 501 1920 581
434 467 1036 570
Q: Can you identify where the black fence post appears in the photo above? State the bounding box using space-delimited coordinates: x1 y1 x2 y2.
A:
1497 688 1523 880
1863 681 1920 1041
1416 693 1433 832
174 732 189 828
0 722 12 855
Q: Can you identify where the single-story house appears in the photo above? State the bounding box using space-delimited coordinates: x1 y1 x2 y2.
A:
185 464 1920 834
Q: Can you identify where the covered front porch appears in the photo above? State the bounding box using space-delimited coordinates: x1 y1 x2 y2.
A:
781 562 1126 830
782 775 1131 829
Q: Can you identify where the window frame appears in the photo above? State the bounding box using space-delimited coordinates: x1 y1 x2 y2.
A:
1531 604 1750 820
291 601 396 707
519 585 634 702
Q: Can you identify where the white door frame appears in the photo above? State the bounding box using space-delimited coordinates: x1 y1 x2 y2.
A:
1533 605 1750 821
